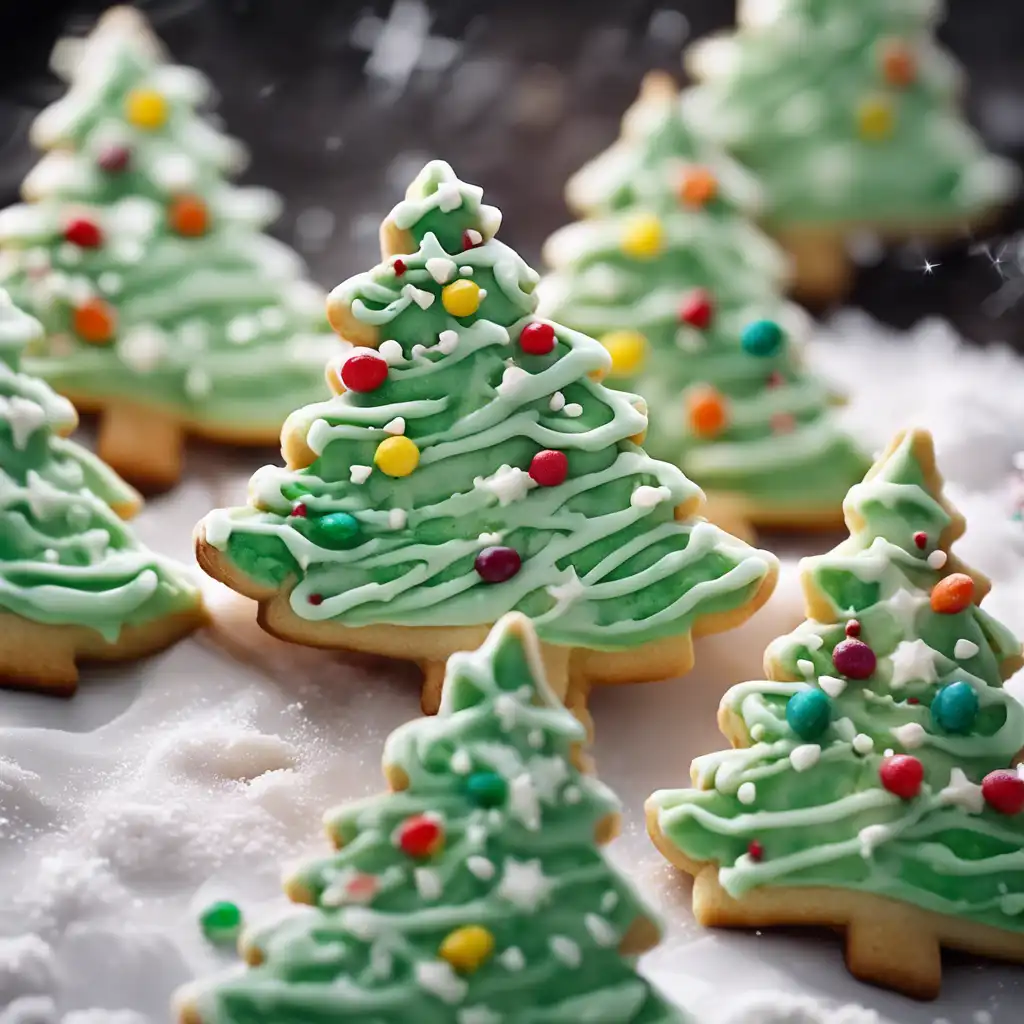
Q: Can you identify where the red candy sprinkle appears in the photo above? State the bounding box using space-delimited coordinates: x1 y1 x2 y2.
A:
845 620 861 638
982 769 1024 815
64 218 102 248
475 546 521 583
747 841 764 862
766 370 784 388
880 755 924 800
290 502 308 518
462 229 483 250
913 531 927 549
344 873 379 902
398 815 444 857
341 352 388 393
393 258 407 276
308 594 324 606
907 697 920 705
679 289 713 329
97 145 131 172
529 450 568 487
519 322 556 355
832 638 876 679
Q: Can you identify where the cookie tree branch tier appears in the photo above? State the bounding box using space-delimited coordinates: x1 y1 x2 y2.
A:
0 7 337 492
543 78 868 536
682 0 1020 302
647 430 1024 1000
175 614 687 1024
195 161 778 718
0 288 204 696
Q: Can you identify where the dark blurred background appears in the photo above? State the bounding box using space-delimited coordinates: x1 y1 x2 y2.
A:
2 0 1024 346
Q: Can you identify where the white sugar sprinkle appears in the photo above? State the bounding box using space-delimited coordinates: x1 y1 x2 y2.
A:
388 508 407 530
853 733 874 755
737 782 756 805
892 722 927 749
425 257 455 283
563 402 583 417
954 638 980 659
549 391 566 411
350 465 373 484
437 329 459 354
818 675 846 697
467 855 495 880
796 659 815 677
383 417 406 435
927 550 948 569
378 339 404 364
789 744 821 772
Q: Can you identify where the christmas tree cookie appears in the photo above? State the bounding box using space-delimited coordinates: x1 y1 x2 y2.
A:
682 0 1020 302
174 613 687 1024
0 7 337 492
195 160 778 718
646 429 1024 1000
0 288 204 696
543 81 869 536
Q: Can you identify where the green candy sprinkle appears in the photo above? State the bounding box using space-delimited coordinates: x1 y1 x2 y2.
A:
200 900 243 944
465 770 508 808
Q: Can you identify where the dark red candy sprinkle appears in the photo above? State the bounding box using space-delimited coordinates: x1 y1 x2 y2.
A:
832 637 876 679
747 841 764 862
519 322 556 356
913 531 927 549
845 620 861 638
340 352 388 393
679 289 713 329
880 755 924 800
529 450 568 487
290 503 308 518
907 697 920 705
308 594 324 606
64 218 103 248
97 145 131 172
393 258 407 276
982 769 1024 815
475 546 521 583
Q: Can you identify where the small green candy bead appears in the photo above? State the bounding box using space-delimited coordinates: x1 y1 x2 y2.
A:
200 900 243 944
785 689 832 741
311 511 361 550
741 319 784 357
465 771 508 808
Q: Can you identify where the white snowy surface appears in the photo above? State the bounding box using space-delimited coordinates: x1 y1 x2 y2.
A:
2 312 1024 1024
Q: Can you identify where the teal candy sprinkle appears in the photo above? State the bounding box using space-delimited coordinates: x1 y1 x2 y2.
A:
741 319 784 357
465 770 508 808
785 689 832 741
931 681 979 734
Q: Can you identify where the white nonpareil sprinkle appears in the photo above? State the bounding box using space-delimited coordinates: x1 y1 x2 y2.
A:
818 675 846 697
549 936 581 968
97 271 122 295
496 365 530 398
737 782 756 805
43 549 59 563
549 391 566 411
584 913 618 947
382 417 405 435
404 284 435 309
378 339 404 364
450 749 471 774
437 329 459 354
852 733 874 755
425 257 456 283
499 947 525 971
414 867 442 900
927 550 948 569
57 242 81 266
466 855 495 880
630 484 671 509
528 729 544 749
891 722 927 749
117 326 166 373
459 265 474 276
796 659 815 677
563 403 583 418
496 858 552 911
789 744 821 772
388 508 407 530
415 961 467 1004
226 316 260 345
350 465 373 484
478 532 502 545
474 464 535 506
954 638 980 659
562 785 581 804
600 891 619 913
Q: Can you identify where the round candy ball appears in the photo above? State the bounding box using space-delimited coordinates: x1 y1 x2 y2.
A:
199 900 242 945
311 512 360 550
529 450 568 487
374 436 420 477
930 681 979 734
687 387 728 438
398 815 444 857
982 769 1024 815
519 322 556 355
832 638 876 679
73 298 116 344
879 754 924 800
125 87 168 130
169 195 209 237
678 167 718 207
679 289 713 329
600 330 646 376
442 280 481 318
65 218 103 248
465 771 508 808
620 213 664 259
741 319 784 357
785 689 833 741
930 573 974 614
97 145 131 173
341 352 388 392
440 925 494 974
475 546 521 583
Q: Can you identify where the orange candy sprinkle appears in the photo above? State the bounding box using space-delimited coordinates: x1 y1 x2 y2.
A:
687 387 727 438
169 195 209 236
880 40 916 87
73 298 116 344
679 167 718 208
930 573 975 614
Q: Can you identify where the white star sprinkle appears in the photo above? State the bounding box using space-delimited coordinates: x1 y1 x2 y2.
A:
938 767 985 814
350 465 373 484
403 283 435 309
508 773 541 830
546 567 586 615
425 256 455 283
954 638 980 660
886 588 926 637
437 329 459 354
473 464 535 505
891 722 927 749
496 858 552 911
818 675 846 697
889 639 939 688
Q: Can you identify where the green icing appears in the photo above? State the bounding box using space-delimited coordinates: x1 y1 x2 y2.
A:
0 288 201 641
682 0 1019 225
649 431 1024 934
543 130 869 517
179 614 686 1023
201 161 776 649
0 13 335 432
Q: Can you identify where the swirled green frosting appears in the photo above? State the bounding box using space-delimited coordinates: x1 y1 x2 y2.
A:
0 11 335 433
0 288 201 640
542 190 869 519
179 615 686 1022
201 161 775 648
682 0 1019 225
650 431 1024 933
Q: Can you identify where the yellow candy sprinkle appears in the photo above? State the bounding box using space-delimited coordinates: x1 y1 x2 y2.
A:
620 213 664 259
600 330 647 376
374 436 420 477
439 926 494 973
857 96 894 140
125 88 168 130
441 280 481 318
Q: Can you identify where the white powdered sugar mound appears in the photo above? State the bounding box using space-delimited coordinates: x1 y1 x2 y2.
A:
717 993 880 1023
